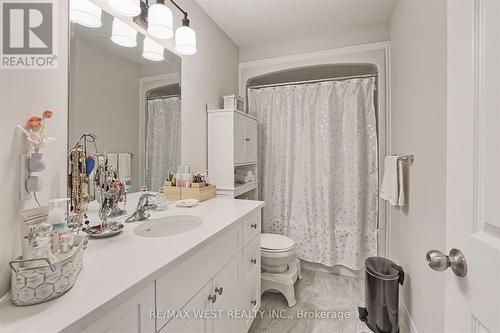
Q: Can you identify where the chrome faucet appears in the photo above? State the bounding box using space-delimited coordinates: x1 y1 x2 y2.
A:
125 193 158 223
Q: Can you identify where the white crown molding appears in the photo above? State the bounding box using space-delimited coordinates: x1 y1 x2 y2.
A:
239 41 390 69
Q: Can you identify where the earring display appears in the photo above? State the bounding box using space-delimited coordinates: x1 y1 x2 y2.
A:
68 133 126 240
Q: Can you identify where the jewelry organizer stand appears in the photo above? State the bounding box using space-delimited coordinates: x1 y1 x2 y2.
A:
9 242 84 306
68 134 126 239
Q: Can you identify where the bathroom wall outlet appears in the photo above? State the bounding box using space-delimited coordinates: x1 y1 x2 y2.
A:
20 154 32 200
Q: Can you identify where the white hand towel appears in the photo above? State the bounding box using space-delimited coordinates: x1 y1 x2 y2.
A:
397 159 405 206
118 153 132 182
235 174 249 184
235 169 253 177
380 156 405 206
106 153 118 169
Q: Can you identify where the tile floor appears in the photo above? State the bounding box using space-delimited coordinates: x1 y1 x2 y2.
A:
249 269 411 333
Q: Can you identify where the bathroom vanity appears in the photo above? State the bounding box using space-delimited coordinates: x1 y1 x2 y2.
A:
0 196 264 333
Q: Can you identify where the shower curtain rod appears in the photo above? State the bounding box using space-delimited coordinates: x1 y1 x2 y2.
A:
247 73 378 90
147 94 181 100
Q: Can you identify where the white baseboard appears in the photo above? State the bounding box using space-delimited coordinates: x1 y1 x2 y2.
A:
400 301 419 333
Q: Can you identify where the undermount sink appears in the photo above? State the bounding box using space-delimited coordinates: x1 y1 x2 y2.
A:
134 215 203 237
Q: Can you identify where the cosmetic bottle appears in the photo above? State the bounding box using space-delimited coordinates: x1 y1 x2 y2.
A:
175 166 181 187
48 198 69 253
183 166 191 188
30 223 58 267
55 233 76 261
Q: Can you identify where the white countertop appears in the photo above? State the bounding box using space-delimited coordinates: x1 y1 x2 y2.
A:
0 194 264 333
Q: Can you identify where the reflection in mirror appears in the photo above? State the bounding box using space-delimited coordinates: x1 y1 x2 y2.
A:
69 9 181 197
68 9 181 237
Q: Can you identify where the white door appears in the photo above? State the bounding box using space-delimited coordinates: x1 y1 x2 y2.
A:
446 0 500 331
212 255 241 333
234 114 246 164
244 118 258 163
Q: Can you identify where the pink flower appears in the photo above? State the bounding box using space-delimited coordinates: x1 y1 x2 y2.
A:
43 110 53 119
27 116 42 129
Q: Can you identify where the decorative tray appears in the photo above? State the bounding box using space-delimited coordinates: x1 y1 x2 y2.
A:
9 242 84 306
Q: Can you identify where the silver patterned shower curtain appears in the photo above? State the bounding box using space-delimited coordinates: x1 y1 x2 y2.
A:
145 96 181 192
248 78 378 269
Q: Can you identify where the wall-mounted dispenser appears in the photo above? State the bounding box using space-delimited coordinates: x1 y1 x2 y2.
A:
16 109 55 200
20 152 46 199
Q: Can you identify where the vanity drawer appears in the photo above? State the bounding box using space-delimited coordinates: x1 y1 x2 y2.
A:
242 210 261 247
156 225 241 331
239 270 261 333
242 236 260 280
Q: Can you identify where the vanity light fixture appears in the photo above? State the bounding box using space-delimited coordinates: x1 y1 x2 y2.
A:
147 1 173 40
108 0 141 17
111 17 137 47
169 0 197 55
70 0 102 28
142 37 165 61
175 16 196 55
134 0 197 56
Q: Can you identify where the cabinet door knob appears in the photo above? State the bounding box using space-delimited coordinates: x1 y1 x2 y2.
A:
250 223 257 229
245 138 251 142
251 299 257 306
208 294 217 303
215 286 223 295
251 258 257 264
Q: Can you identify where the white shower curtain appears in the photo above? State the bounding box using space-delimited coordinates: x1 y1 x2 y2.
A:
146 97 181 192
248 78 378 269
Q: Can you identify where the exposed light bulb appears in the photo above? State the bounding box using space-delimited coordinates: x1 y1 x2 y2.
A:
148 3 173 40
142 37 165 61
111 18 137 47
108 0 141 17
70 0 102 28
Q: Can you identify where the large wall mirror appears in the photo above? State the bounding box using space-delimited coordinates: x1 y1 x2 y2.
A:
69 9 181 195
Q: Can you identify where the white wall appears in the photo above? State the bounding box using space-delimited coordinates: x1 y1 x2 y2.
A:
70 36 141 191
239 22 389 62
177 1 239 171
0 2 68 296
389 1 447 332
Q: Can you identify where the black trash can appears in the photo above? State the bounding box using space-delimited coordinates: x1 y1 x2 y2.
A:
358 257 404 333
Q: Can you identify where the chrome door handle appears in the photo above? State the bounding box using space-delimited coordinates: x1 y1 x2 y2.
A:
215 286 223 295
426 248 467 277
208 294 217 303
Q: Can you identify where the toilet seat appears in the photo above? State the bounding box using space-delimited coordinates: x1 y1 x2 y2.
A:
261 233 296 253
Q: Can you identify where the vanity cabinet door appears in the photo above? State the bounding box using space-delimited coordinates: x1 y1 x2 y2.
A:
234 114 246 164
211 253 241 333
239 269 261 333
80 283 155 333
244 119 257 163
161 282 213 333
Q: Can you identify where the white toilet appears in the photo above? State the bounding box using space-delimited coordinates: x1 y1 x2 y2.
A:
261 233 302 307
